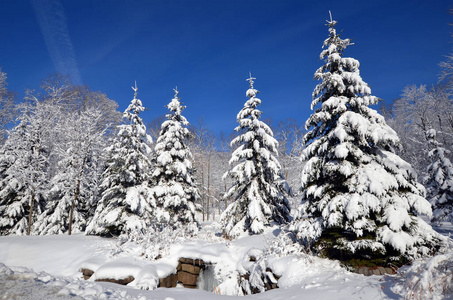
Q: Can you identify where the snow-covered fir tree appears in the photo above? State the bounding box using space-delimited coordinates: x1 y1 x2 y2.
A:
86 84 155 236
425 129 453 224
221 75 291 238
294 14 443 267
36 109 108 235
150 88 199 229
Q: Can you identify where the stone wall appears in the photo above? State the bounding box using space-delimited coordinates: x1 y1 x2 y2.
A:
353 266 397 276
80 268 135 285
159 258 207 289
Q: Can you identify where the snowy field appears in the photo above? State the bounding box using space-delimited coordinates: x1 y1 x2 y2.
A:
0 221 452 300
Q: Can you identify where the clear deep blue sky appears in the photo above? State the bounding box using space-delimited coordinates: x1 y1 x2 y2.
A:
0 0 452 136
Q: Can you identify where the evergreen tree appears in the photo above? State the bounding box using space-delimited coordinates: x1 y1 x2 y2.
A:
86 83 154 236
150 88 199 229
425 129 453 224
294 15 442 267
221 75 291 238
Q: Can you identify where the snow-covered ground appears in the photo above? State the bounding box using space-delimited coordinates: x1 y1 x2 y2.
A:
0 222 451 300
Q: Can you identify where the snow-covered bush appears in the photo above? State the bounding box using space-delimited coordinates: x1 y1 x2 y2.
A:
239 248 269 294
221 75 291 238
264 229 307 257
116 223 198 260
393 243 453 299
290 217 323 251
239 229 311 294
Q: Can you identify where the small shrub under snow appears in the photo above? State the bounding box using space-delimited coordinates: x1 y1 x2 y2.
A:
116 223 198 260
392 242 453 299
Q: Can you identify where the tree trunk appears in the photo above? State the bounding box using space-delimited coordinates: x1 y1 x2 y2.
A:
437 114 449 148
68 179 80 235
27 191 35 235
207 158 211 221
218 197 221 217
201 167 205 222
224 184 228 212
283 161 289 181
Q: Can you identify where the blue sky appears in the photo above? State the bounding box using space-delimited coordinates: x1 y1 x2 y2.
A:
0 0 452 136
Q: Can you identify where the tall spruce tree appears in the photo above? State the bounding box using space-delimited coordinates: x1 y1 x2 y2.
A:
150 88 198 229
221 75 291 238
425 129 453 224
86 83 154 236
294 14 442 267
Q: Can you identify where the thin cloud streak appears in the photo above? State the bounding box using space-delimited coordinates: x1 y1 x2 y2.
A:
31 0 81 85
